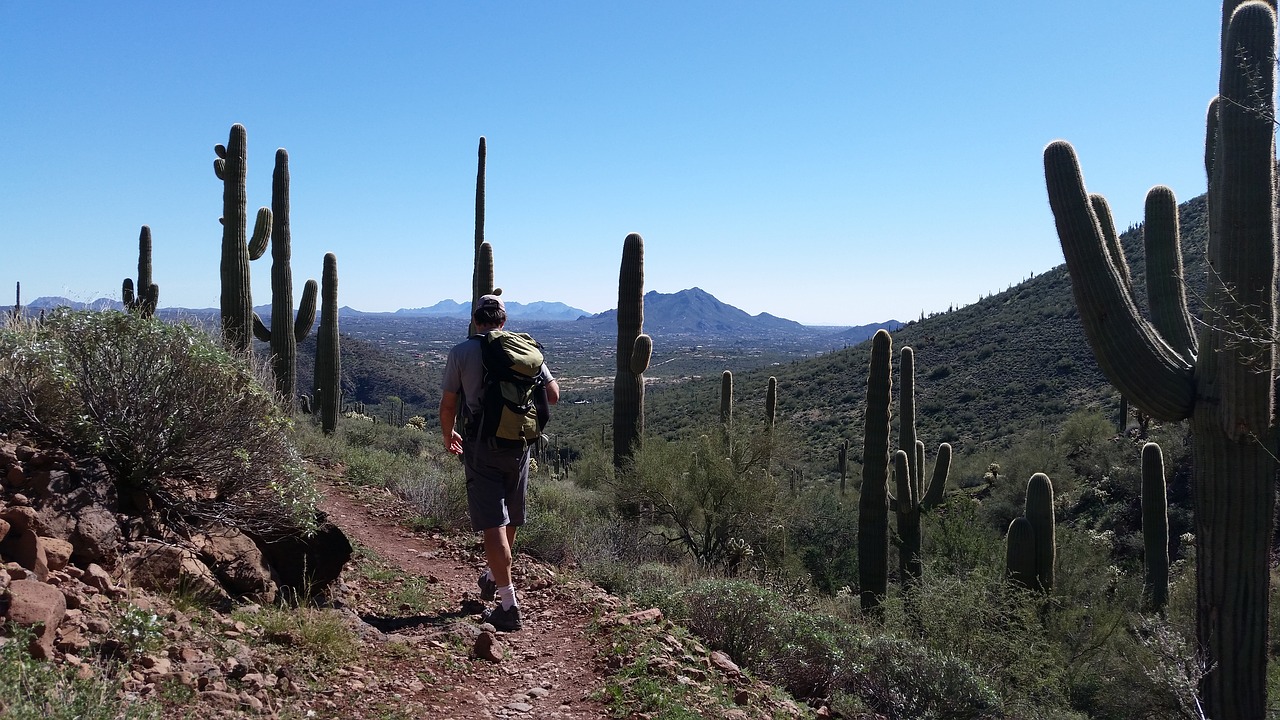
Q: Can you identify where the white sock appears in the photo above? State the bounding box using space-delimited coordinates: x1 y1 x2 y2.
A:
497 584 518 610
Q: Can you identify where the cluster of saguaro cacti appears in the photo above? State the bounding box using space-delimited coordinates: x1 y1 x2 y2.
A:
612 233 652 468
1042 3 1275 714
859 332 954 610
1141 442 1169 613
122 225 159 318
213 123 273 353
250 149 319 414
313 253 341 434
1005 473 1056 592
892 345 951 590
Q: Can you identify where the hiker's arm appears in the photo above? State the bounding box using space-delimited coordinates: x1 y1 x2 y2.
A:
545 378 560 405
440 391 463 454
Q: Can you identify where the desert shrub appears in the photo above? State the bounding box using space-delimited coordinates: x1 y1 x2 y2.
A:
786 486 859 594
899 564 1065 711
921 497 1004 577
615 426 781 570
0 309 317 535
397 456 469 531
0 626 161 720
577 515 685 594
670 578 847 698
520 478 610 564
830 635 1002 720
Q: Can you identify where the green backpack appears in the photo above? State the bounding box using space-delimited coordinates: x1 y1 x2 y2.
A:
473 330 548 444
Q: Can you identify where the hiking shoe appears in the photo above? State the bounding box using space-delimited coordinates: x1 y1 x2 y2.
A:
482 603 522 632
477 572 497 602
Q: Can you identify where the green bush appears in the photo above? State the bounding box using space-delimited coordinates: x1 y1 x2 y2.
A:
520 478 611 564
616 428 780 570
0 309 317 536
831 635 1002 720
0 626 161 719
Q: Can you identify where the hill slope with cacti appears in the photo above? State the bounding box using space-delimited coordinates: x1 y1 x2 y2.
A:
630 193 1208 478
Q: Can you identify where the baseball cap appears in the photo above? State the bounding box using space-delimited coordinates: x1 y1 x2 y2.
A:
476 294 505 312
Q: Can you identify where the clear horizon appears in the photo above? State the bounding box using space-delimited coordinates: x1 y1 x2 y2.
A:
2 2 1221 326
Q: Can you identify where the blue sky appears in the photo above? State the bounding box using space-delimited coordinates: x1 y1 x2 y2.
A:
1 2 1224 326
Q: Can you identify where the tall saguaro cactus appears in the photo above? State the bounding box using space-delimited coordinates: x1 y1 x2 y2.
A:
890 345 951 590
720 370 734 452
858 329 892 614
314 253 340 435
472 136 486 310
1142 442 1170 613
251 149 318 413
122 225 159 318
467 138 501 336
613 233 652 468
213 123 272 352
1042 4 1276 713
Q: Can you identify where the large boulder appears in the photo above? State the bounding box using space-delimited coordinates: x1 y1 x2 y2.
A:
28 458 121 569
191 525 280 604
4 578 67 659
0 507 48 581
121 541 230 607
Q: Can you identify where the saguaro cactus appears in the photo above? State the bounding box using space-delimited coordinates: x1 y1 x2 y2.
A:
764 376 778 472
1005 473 1056 592
891 346 952 590
838 439 849 496
613 233 652 468
251 149 318 413
214 123 272 352
720 370 734 452
314 253 340 435
122 225 159 318
468 138 501 336
858 329 892 614
765 376 777 430
1142 442 1170 613
1042 4 1275 714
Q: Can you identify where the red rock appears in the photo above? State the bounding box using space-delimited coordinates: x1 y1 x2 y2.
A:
474 631 505 662
5 578 67 659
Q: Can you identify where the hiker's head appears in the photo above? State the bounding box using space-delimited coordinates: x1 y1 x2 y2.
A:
474 294 506 328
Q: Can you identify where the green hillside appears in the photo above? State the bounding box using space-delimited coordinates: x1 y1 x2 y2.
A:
632 193 1209 479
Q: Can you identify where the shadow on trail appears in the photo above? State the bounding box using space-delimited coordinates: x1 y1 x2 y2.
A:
360 599 486 632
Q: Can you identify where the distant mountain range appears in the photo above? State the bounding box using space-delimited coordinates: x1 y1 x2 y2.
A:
23 288 899 343
391 299 589 322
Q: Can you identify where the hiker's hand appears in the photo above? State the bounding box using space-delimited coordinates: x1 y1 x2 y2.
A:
446 430 464 455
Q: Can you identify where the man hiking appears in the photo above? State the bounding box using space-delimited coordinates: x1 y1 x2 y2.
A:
439 294 559 631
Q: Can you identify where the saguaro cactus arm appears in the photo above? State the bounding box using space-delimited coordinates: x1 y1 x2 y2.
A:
1142 186 1197 361
1043 140 1195 420
920 442 951 510
1142 442 1170 612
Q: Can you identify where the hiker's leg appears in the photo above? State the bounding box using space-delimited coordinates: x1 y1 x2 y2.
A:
484 525 513 587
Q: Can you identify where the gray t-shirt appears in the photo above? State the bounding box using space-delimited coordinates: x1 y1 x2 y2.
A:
441 336 555 421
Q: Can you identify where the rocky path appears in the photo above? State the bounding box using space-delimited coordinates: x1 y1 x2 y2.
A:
319 483 616 719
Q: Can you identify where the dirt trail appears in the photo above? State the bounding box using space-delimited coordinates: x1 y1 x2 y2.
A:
319 482 615 719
